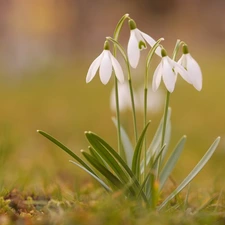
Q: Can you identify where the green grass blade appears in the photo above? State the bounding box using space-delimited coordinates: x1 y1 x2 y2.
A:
132 121 151 181
81 151 123 190
37 130 96 175
159 136 187 190
85 132 129 184
69 160 112 192
158 137 220 210
112 117 133 168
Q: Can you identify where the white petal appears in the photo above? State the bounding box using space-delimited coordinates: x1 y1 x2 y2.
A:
186 54 202 91
171 58 192 84
140 30 161 57
110 53 124 83
134 29 146 50
99 50 112 85
86 52 103 83
162 57 176 92
152 61 163 92
177 54 187 69
127 30 140 68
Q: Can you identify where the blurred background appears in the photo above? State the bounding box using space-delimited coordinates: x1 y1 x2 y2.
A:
0 0 225 196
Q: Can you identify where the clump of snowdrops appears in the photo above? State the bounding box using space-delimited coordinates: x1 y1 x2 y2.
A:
38 14 220 210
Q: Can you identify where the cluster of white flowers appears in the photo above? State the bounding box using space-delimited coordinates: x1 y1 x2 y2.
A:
86 17 202 93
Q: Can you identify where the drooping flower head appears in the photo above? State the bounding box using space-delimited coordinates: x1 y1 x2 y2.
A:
127 19 162 68
152 48 190 93
86 41 124 85
178 44 202 91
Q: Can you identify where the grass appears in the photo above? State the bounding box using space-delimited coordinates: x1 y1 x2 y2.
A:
0 54 225 224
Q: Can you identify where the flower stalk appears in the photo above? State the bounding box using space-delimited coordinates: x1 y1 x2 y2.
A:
159 40 184 174
112 14 130 156
143 38 164 179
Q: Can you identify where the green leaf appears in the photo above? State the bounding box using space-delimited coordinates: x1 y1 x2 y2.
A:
132 121 151 181
112 117 133 168
37 130 96 176
86 132 148 203
88 146 108 169
159 136 187 190
158 137 220 210
141 108 171 174
69 160 112 192
85 132 129 184
81 151 123 190
145 145 166 198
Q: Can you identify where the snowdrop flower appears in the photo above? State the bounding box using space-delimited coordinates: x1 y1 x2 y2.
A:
152 48 190 93
86 41 124 85
127 19 162 68
178 44 202 91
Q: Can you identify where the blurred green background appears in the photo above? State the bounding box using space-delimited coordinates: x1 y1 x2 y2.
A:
0 0 225 196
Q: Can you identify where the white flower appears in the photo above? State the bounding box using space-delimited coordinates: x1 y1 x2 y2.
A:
152 49 190 93
86 41 124 85
127 19 162 68
177 47 202 91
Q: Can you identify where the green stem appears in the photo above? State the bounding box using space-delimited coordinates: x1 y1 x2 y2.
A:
114 77 122 155
106 36 138 145
158 39 184 174
128 77 138 143
160 91 170 149
143 38 164 180
112 14 130 155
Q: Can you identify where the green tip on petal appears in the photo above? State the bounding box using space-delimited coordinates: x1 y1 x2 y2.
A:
104 40 110 50
139 41 147 50
128 19 137 30
183 44 189 54
161 48 167 57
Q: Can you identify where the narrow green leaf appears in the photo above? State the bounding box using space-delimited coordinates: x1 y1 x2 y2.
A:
112 117 133 168
69 160 112 192
137 170 152 198
85 132 129 184
141 108 171 173
158 137 220 210
86 132 148 203
81 151 123 190
132 121 151 181
149 108 171 159
88 146 108 168
159 136 187 190
145 145 166 198
37 130 96 175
